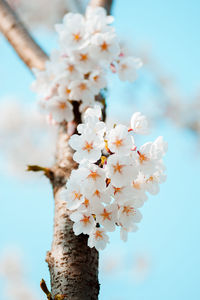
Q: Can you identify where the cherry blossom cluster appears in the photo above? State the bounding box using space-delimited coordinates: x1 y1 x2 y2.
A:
61 106 167 251
32 7 142 123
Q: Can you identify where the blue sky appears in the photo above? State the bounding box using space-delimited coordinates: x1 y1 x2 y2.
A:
0 0 200 299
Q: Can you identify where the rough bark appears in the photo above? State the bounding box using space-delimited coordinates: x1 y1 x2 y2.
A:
46 123 99 300
0 0 113 299
0 0 48 70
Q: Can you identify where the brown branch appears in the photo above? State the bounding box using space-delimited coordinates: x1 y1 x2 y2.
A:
0 0 48 70
89 0 113 14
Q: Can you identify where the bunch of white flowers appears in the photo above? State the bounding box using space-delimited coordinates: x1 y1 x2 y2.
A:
61 106 167 251
32 7 142 123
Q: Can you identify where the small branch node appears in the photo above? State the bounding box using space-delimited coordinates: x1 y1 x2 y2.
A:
40 279 53 300
27 165 54 180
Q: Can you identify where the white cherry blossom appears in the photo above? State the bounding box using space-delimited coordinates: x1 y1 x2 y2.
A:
70 211 95 235
106 154 138 187
95 203 118 232
118 201 142 229
72 46 96 73
90 32 120 63
69 79 95 101
144 171 167 195
55 13 86 50
117 56 143 82
131 112 150 135
61 180 84 210
45 96 73 122
69 133 104 163
120 224 138 242
88 228 109 251
107 124 133 155
89 69 107 93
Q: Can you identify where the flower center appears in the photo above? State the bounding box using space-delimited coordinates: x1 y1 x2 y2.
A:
95 229 103 240
138 151 148 164
80 53 88 61
132 181 140 190
114 186 122 195
59 102 66 110
113 138 123 147
83 198 90 208
87 171 100 181
73 33 81 41
113 162 124 174
101 209 112 221
101 41 108 51
79 83 87 90
93 75 99 82
73 191 82 200
94 189 100 197
121 63 128 70
65 88 71 95
122 206 134 216
83 141 93 152
81 215 90 225
67 64 74 72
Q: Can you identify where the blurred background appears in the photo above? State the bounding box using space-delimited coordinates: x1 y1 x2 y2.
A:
0 0 200 299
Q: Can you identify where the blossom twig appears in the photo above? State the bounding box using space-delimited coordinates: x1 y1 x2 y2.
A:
0 0 47 70
89 0 113 14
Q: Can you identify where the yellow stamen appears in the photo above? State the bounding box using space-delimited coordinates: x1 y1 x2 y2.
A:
146 176 154 183
73 33 81 41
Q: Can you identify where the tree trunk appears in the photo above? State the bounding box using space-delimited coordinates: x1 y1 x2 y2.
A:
46 123 100 299
47 195 99 299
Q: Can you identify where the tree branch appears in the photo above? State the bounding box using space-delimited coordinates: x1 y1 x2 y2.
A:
0 0 48 70
89 0 113 14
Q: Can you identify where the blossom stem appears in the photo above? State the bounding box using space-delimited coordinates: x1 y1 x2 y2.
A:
89 0 113 14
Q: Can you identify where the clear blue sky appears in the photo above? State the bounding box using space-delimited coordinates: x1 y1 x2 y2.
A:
0 1 200 299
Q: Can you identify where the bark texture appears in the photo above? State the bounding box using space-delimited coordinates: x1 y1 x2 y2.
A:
47 200 99 300
46 123 99 300
0 0 48 70
89 0 113 14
